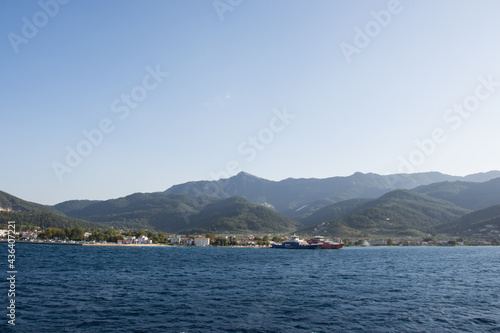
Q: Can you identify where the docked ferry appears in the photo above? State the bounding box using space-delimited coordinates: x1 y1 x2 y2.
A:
271 235 322 249
307 236 344 249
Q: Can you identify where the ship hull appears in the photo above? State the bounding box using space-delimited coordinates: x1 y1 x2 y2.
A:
271 243 322 249
307 237 345 249
320 243 344 249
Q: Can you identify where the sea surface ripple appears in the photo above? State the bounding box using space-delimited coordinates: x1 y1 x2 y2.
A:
1 245 499 332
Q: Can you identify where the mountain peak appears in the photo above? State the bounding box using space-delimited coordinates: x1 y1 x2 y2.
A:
234 171 258 178
229 171 267 183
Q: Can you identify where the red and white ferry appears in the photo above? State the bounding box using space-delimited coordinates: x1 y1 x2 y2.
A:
307 236 344 249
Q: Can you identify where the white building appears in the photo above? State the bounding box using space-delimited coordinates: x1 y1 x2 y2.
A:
137 236 152 244
21 231 38 239
118 237 135 244
170 236 181 244
194 237 210 246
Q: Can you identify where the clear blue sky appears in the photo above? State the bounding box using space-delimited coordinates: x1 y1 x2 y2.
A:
1 0 500 205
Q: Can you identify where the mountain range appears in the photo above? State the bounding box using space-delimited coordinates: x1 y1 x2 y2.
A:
2 171 500 238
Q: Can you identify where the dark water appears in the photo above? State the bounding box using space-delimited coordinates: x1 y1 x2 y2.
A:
1 245 499 332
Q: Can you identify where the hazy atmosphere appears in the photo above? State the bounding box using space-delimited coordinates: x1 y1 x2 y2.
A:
2 0 500 204
1 2 500 332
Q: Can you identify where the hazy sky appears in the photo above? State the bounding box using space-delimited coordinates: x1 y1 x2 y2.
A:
1 0 500 205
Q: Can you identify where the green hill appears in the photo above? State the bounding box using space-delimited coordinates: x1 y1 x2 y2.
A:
0 191 100 230
55 193 219 232
299 190 470 238
2 190 296 234
412 177 500 210
342 190 470 235
300 198 372 227
437 204 500 236
55 193 296 234
0 211 98 230
181 196 297 234
54 199 100 214
282 199 337 220
299 220 366 239
0 190 56 213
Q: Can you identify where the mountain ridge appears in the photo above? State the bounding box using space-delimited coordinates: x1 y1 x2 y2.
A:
2 170 500 237
181 196 297 234
165 171 500 216
413 177 500 210
299 189 471 238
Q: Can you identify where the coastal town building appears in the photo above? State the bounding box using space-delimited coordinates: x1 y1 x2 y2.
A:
239 236 256 246
194 237 210 246
117 236 153 244
21 231 39 239
181 237 193 245
169 236 181 244
137 235 152 244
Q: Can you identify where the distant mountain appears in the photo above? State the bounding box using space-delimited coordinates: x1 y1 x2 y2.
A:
52 186 474 237
282 198 337 221
54 199 100 215
299 220 367 239
460 171 500 182
55 192 296 234
344 190 469 232
55 192 219 232
3 170 500 237
437 204 500 236
300 198 372 227
413 177 500 210
300 190 470 238
181 196 297 234
165 171 500 217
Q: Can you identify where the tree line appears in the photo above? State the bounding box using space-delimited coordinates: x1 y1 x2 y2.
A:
32 227 169 243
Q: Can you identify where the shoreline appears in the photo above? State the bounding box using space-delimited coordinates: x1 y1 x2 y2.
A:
0 240 169 247
1 240 498 248
83 243 168 247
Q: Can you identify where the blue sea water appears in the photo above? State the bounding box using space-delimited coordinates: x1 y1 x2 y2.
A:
1 245 499 332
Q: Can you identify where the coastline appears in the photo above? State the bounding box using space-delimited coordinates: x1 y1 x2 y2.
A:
0 240 168 247
83 243 169 247
1 240 497 247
